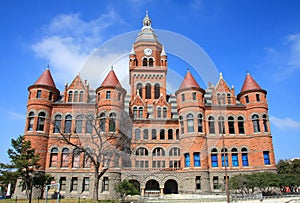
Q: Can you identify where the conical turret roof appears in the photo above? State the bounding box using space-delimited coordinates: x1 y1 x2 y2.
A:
34 68 56 88
101 69 122 88
240 73 262 93
179 69 200 90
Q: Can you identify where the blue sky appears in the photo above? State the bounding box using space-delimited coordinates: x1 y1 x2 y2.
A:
0 0 300 163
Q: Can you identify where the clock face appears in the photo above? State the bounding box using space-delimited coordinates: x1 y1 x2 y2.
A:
144 48 152 56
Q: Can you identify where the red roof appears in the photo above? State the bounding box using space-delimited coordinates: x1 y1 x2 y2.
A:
34 68 56 88
240 73 262 93
101 69 122 88
179 70 200 90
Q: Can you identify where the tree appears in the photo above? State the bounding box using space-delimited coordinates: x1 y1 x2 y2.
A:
0 135 40 203
277 159 300 193
56 112 132 200
115 180 139 200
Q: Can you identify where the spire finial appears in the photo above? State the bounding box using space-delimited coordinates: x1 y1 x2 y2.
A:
47 60 50 70
111 65 114 70
220 72 223 79
143 10 152 27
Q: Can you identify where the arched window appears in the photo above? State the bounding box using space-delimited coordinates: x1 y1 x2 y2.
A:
136 83 142 97
100 113 106 132
75 115 83 133
241 148 249 166
157 107 161 118
151 129 157 140
27 112 35 131
252 114 260 133
68 91 73 102
79 91 84 102
61 148 69 168
176 129 179 140
145 83 151 99
136 147 148 156
64 115 72 133
180 116 184 134
197 114 203 133
84 148 91 168
208 116 215 134
143 129 148 140
37 112 46 131
109 113 116 132
187 113 194 133
169 147 180 156
149 58 153 67
263 115 268 132
218 116 225 134
143 58 147 66
86 115 93 134
74 91 78 102
163 107 167 118
160 129 165 140
238 116 245 134
50 147 58 167
211 148 218 167
135 129 140 140
231 148 238 167
72 148 81 168
153 147 165 156
168 129 173 140
228 116 235 134
133 107 137 119
139 107 143 118
154 83 160 99
221 148 228 167
54 115 62 133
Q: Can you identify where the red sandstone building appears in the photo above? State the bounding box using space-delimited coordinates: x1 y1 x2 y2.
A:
17 14 276 199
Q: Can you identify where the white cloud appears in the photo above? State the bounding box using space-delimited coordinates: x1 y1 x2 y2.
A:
270 115 300 130
32 9 124 86
8 111 25 120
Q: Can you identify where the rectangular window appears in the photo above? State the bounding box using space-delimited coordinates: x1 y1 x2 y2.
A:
245 95 249 103
256 94 260 101
211 154 218 167
118 92 121 101
71 177 78 192
221 154 229 167
48 92 53 100
192 92 196 100
213 176 219 189
169 160 180 168
232 154 239 167
83 177 90 192
36 90 42 98
195 176 201 190
263 151 271 165
106 91 111 99
152 129 157 140
242 153 249 166
181 94 185 102
194 152 201 167
102 177 109 191
60 177 66 191
184 153 190 167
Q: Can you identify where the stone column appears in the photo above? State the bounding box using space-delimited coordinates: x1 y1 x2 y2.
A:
160 187 164 196
141 187 145 196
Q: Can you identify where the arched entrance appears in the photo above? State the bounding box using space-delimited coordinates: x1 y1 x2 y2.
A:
164 179 178 194
129 179 140 194
145 179 160 194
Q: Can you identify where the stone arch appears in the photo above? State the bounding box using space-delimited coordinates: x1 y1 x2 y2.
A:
129 179 140 194
164 179 178 194
145 179 160 191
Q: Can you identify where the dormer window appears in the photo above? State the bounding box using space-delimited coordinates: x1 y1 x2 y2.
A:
36 90 42 98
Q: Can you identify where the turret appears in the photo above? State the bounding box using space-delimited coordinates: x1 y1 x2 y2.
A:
25 68 59 170
96 68 126 133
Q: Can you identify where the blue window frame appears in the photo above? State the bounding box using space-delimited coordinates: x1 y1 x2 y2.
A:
263 151 270 165
221 154 228 167
184 153 190 167
194 152 201 167
232 153 239 167
211 154 218 167
242 153 249 166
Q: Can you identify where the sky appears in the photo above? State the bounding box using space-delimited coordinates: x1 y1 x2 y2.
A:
0 0 300 164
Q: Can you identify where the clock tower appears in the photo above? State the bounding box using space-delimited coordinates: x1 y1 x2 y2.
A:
129 12 168 101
